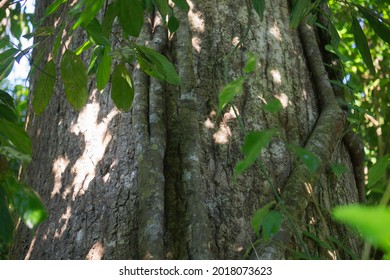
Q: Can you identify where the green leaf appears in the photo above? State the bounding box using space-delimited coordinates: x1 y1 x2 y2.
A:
331 163 347 178
251 201 275 236
60 50 89 111
23 26 55 40
352 16 375 75
290 0 310 29
83 18 111 46
154 0 170 17
261 98 282 114
288 144 320 175
328 21 340 49
111 63 134 111
333 205 390 253
45 0 67 16
168 15 180 33
72 0 105 29
234 129 276 178
262 211 282 241
303 231 333 250
0 146 31 162
75 40 93 55
0 48 19 80
33 60 56 115
218 77 245 113
96 47 112 90
356 5 390 45
367 156 390 188
102 2 118 36
117 0 144 37
136 45 181 85
0 118 32 155
252 0 265 21
52 24 65 59
0 187 13 253
3 176 47 230
0 104 17 123
173 0 189 12
244 52 258 73
0 90 14 108
87 46 104 75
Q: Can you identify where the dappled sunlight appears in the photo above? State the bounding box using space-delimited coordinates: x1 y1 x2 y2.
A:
270 69 282 85
64 97 118 200
51 155 70 198
54 205 72 239
86 241 105 260
212 107 239 144
188 0 205 32
24 236 37 260
188 0 204 52
275 93 289 108
269 24 282 41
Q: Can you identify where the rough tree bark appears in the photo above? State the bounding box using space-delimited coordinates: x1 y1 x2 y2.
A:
12 0 363 259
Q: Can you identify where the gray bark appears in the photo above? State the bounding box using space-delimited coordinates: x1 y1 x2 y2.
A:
12 0 362 259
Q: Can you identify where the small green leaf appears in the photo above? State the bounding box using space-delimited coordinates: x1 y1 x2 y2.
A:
243 52 258 73
0 90 14 108
136 45 181 85
251 201 275 236
0 48 19 80
0 104 17 123
234 129 276 178
87 46 104 75
303 231 333 250
218 77 245 113
0 146 31 162
60 50 89 111
52 24 65 59
3 176 47 229
262 210 282 241
252 0 265 21
23 26 55 40
333 205 390 252
352 16 375 75
261 98 282 114
328 21 340 49
356 4 390 45
96 47 112 90
117 0 144 37
173 0 189 12
83 18 111 46
367 156 390 188
75 40 93 56
102 2 118 36
168 16 180 33
45 0 67 16
154 0 171 17
0 118 32 155
288 144 320 175
72 0 105 29
111 63 134 111
290 0 311 29
331 163 347 178
33 60 56 115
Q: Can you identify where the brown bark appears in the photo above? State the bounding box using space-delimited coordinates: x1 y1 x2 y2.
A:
12 0 362 259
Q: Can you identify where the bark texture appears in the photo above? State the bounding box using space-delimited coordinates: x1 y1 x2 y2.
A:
12 0 362 259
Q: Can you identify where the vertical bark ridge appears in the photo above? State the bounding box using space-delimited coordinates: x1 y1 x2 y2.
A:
134 15 167 259
175 9 212 259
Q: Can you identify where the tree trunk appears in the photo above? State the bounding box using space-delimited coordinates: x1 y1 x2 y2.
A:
12 0 362 259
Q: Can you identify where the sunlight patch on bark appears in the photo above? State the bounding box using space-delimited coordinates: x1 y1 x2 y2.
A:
86 241 105 260
188 0 205 32
275 93 289 108
51 155 70 198
269 24 282 41
67 100 118 200
270 69 282 85
54 205 71 239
